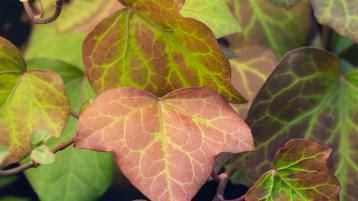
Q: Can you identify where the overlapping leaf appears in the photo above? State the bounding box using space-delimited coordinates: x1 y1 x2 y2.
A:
311 0 358 43
83 0 244 103
226 0 311 57
25 59 113 201
0 37 69 166
246 139 340 201
180 0 241 38
75 87 254 201
236 48 358 200
230 45 277 118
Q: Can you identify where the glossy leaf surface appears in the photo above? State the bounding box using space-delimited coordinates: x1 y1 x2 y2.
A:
83 0 244 103
0 37 69 166
180 0 241 38
76 87 254 201
312 0 358 43
237 48 358 200
230 45 277 118
25 59 113 201
226 0 311 57
246 139 340 201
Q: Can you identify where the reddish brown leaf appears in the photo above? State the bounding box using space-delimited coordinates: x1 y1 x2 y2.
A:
75 87 254 201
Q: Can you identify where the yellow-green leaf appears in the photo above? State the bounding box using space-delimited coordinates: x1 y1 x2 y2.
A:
0 37 69 166
180 0 241 38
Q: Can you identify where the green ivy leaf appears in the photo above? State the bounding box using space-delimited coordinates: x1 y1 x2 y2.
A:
30 145 55 165
83 0 245 103
0 197 30 201
226 0 311 57
180 0 241 38
312 0 358 43
267 0 300 8
246 139 340 201
0 37 69 166
30 129 52 148
25 59 113 201
236 48 358 200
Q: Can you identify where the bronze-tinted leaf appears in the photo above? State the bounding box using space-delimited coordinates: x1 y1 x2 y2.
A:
230 45 277 118
226 0 311 57
83 0 245 103
246 139 340 201
236 47 358 200
75 87 254 201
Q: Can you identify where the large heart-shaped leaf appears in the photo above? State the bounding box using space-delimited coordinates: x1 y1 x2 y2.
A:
180 0 241 38
236 48 358 200
75 87 254 201
24 59 113 201
0 37 69 166
230 45 277 118
226 0 311 57
311 0 358 43
83 0 244 103
246 139 340 201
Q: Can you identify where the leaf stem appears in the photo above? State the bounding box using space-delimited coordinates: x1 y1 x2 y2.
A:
21 0 63 24
212 165 243 201
70 110 80 119
0 138 74 177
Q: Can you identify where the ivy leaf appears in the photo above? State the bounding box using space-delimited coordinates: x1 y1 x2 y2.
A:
311 0 358 43
75 87 254 201
30 145 55 165
30 129 52 148
83 0 245 103
0 37 69 166
245 139 340 201
180 0 241 38
230 45 277 118
25 59 113 201
226 0 311 57
267 0 301 8
236 48 358 200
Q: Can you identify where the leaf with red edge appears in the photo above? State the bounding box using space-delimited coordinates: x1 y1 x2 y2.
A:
246 139 340 201
83 0 245 103
75 87 254 201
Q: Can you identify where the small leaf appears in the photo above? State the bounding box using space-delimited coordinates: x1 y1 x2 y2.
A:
246 139 340 201
226 0 311 57
83 0 245 103
268 0 301 8
0 37 69 166
75 87 254 201
311 0 358 43
230 45 277 118
0 145 9 165
180 0 241 38
30 129 52 148
30 145 55 165
236 48 358 200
